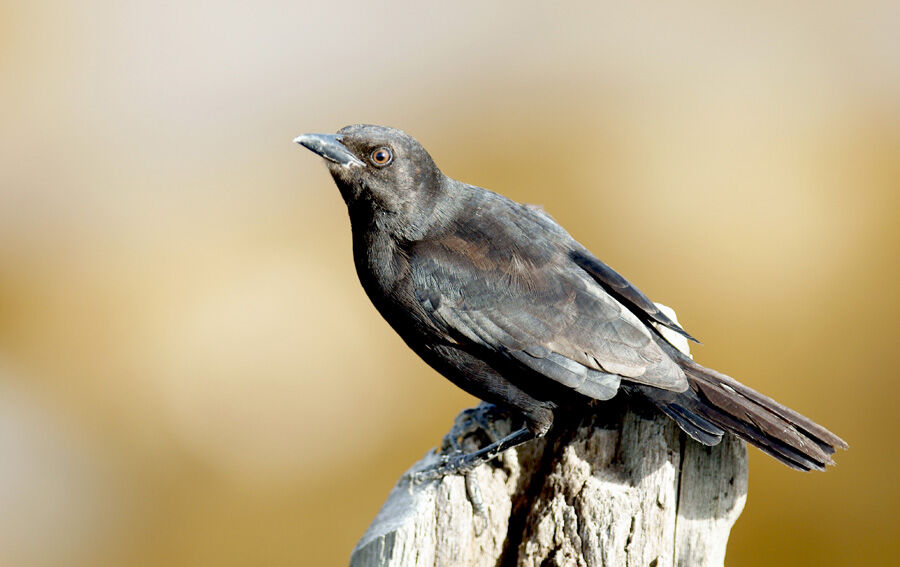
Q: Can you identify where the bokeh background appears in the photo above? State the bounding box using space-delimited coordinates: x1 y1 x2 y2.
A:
1 2 898 566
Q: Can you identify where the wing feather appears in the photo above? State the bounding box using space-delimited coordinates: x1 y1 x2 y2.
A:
410 208 688 399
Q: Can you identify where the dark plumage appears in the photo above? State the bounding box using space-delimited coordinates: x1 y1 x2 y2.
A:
295 124 847 474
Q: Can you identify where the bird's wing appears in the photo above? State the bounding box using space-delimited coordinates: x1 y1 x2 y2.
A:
409 225 688 400
570 248 698 342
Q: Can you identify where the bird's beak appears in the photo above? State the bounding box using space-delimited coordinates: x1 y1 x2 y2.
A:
294 133 365 167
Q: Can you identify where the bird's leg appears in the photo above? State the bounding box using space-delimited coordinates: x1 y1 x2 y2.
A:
410 427 535 483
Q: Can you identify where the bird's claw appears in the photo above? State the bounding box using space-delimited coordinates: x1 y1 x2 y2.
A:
441 403 508 453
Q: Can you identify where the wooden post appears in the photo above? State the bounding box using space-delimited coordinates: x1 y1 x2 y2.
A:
350 307 748 567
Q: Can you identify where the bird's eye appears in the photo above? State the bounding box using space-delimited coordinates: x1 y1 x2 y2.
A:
370 147 393 167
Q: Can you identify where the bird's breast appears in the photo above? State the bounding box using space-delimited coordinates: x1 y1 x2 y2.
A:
352 231 437 340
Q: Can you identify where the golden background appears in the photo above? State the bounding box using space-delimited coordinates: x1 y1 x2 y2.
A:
1 2 897 565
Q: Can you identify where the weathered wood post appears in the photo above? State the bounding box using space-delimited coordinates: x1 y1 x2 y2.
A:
350 307 748 567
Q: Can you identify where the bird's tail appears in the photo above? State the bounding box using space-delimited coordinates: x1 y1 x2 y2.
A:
638 338 848 471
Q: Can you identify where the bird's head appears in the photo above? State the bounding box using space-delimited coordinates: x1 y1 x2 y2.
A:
295 125 445 231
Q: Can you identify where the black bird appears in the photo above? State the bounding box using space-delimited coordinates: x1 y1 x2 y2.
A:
295 124 847 477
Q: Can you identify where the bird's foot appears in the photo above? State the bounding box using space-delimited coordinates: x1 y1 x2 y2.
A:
407 427 535 484
403 407 535 530
441 403 508 454
407 403 512 484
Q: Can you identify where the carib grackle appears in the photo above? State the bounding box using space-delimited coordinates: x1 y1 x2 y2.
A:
295 124 846 480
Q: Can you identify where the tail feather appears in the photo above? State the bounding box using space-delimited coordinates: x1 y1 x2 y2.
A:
642 335 848 471
657 402 724 446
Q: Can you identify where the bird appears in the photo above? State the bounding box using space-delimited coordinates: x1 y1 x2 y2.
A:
294 124 847 478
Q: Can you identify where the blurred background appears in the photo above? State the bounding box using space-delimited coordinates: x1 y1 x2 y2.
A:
1 1 897 565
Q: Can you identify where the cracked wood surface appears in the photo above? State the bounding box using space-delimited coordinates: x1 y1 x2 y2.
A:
350 307 748 567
